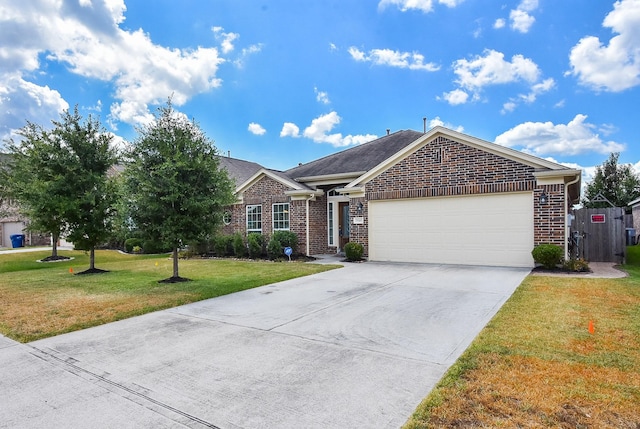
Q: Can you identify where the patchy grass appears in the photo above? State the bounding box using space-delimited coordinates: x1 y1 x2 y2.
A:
404 265 640 428
0 250 339 342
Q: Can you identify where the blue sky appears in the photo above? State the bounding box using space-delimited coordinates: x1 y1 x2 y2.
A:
1 0 639 184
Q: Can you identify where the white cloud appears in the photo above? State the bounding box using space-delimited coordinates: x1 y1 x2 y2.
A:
349 47 440 71
378 0 464 13
314 87 330 104
494 114 626 156
0 0 244 132
428 116 464 132
510 9 535 33
509 0 538 33
568 0 640 92
280 122 300 138
445 49 551 107
502 77 556 113
248 122 266 135
0 74 69 142
301 112 377 147
454 49 540 89
441 89 469 105
493 18 506 29
212 26 239 54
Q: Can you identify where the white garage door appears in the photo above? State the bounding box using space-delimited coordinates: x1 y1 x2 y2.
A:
2 222 26 248
368 192 534 267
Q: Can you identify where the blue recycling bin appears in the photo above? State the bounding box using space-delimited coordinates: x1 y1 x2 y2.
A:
10 234 25 248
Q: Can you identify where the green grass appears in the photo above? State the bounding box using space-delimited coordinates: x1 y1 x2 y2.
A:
404 255 640 428
0 250 340 342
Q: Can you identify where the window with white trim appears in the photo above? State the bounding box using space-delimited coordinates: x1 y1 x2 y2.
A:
246 205 262 233
272 203 290 231
328 202 334 246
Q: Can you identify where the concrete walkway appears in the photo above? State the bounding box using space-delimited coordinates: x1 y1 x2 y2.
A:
0 259 532 429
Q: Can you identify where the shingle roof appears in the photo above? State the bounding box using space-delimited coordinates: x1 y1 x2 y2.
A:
218 156 264 186
284 130 424 179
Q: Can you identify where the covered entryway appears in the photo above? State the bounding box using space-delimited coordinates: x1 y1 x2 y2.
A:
368 192 534 267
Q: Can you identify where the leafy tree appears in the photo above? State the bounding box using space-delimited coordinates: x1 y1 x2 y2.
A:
582 152 640 211
2 120 77 260
125 100 235 282
2 107 119 267
60 108 119 272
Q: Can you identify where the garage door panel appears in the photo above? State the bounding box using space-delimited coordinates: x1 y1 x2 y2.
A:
369 193 534 268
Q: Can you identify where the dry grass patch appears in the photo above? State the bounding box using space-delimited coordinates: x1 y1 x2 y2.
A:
405 273 640 428
0 250 339 342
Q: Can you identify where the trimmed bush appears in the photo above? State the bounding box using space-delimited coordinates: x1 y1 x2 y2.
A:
247 233 264 259
124 238 144 253
232 232 246 258
344 242 364 261
532 244 563 269
214 235 234 257
267 236 283 260
271 231 298 254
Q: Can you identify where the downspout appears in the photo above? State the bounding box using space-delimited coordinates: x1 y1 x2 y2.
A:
306 194 315 257
565 174 581 260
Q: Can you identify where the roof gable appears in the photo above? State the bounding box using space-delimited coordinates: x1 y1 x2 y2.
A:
346 126 581 189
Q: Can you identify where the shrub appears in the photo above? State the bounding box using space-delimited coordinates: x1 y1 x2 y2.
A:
124 238 144 253
247 233 264 259
267 235 283 260
344 242 364 261
214 235 234 257
232 232 246 258
531 244 563 269
271 231 298 255
143 240 172 254
563 257 590 272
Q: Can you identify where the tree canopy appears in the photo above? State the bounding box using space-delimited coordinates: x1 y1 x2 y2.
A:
582 152 640 211
125 101 235 281
2 107 118 267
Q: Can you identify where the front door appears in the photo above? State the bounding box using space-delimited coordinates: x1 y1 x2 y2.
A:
339 202 350 250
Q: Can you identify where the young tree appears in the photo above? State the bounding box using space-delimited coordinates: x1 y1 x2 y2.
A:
125 101 235 282
60 108 119 273
2 107 119 267
582 152 640 211
3 121 77 260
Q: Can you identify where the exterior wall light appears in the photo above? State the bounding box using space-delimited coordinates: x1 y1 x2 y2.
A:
539 191 548 205
356 202 364 213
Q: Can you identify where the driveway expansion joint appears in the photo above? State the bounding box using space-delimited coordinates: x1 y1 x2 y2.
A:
26 345 223 429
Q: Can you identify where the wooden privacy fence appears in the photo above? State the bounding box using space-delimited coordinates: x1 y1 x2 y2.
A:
571 207 626 263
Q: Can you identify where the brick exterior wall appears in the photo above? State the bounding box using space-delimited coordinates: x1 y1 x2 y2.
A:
358 135 566 255
222 175 332 255
223 136 570 259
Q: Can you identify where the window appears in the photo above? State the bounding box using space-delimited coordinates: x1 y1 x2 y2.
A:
222 210 232 225
246 205 262 233
272 203 290 231
328 202 334 246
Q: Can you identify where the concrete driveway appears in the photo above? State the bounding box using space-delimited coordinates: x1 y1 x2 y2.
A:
0 260 530 428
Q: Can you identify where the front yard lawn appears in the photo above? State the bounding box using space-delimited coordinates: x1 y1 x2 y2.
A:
0 250 340 342
404 255 640 428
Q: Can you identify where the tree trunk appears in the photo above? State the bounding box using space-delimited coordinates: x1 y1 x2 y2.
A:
89 247 95 270
172 247 179 278
51 232 59 258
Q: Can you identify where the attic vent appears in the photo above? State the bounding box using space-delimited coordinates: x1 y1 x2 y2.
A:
386 129 390 135
433 147 442 163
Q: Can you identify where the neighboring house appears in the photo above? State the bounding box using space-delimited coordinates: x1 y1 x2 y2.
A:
0 154 51 248
220 126 581 268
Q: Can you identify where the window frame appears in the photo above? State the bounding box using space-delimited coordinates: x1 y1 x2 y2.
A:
272 203 290 231
246 204 262 233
